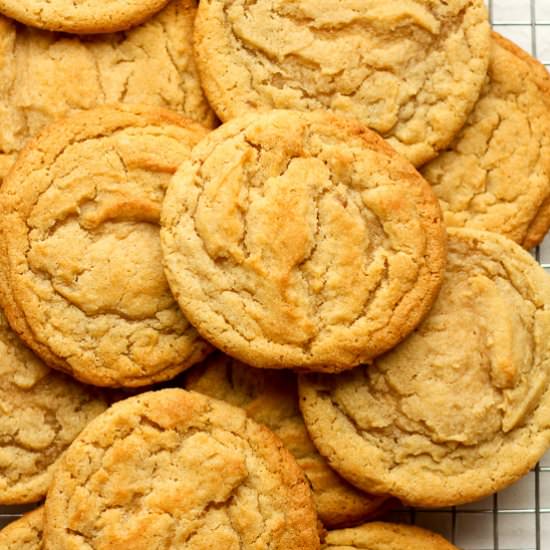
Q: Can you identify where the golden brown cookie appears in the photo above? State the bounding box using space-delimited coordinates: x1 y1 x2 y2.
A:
161 109 447 372
299 228 550 507
0 0 215 181
194 0 491 167
186 353 391 528
323 522 458 550
0 0 170 34
0 508 43 549
0 308 107 505
422 33 550 249
0 104 212 387
44 389 320 549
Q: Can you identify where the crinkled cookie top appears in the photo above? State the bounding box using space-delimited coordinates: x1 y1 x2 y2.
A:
0 307 107 505
0 0 170 34
161 109 446 372
422 33 550 249
194 0 490 166
300 228 550 507
44 389 320 550
186 353 389 527
0 104 212 387
0 0 215 180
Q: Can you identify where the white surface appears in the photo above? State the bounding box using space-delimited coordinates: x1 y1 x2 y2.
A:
537 2 550 22
492 0 533 24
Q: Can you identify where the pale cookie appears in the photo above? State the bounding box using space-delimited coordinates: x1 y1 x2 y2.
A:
161 109 446 371
194 0 490 167
0 508 43 549
0 105 212 387
0 0 170 34
0 0 215 181
323 522 458 550
299 228 550 507
44 388 320 550
422 33 550 249
0 308 107 504
186 353 391 527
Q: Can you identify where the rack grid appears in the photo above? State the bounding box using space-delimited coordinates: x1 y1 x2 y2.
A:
386 5 550 548
1 1 550 549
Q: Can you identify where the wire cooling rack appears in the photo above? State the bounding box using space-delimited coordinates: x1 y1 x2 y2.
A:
1 1 550 548
382 2 550 549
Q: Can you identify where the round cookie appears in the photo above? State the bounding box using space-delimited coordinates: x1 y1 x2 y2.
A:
0 0 170 34
0 0 215 182
0 104 213 387
0 308 107 504
299 228 550 507
186 353 391 527
422 33 550 249
323 522 458 550
0 508 43 549
161 109 447 372
194 0 491 167
43 388 320 549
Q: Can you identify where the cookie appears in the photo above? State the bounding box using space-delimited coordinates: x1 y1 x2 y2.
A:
44 388 320 549
161 109 446 371
0 0 170 34
422 33 550 249
0 0 215 182
323 522 458 550
0 104 212 387
0 308 107 504
194 0 490 167
299 228 550 507
186 353 391 527
0 508 43 549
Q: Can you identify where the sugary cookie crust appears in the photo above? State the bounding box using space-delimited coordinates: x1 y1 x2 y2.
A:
0 308 107 505
0 0 170 34
161 109 446 372
44 389 320 550
194 0 490 166
422 32 550 248
299 228 550 507
186 353 390 527
323 522 458 550
0 104 212 387
0 507 43 549
0 0 216 182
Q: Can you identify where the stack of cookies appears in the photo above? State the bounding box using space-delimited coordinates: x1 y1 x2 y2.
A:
0 1 549 549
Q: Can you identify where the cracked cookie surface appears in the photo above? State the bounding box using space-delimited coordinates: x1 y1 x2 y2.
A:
0 307 107 504
422 33 550 249
43 388 320 550
0 0 171 34
0 507 43 548
161 109 446 371
322 522 458 550
194 0 490 167
299 228 550 507
186 353 390 528
0 0 215 181
0 104 212 387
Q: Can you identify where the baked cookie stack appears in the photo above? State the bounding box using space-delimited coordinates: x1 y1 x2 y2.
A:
0 1 548 549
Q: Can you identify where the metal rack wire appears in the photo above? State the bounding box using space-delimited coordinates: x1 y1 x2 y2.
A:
0 504 37 530
1 1 550 548
387 461 550 550
385 6 550 549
